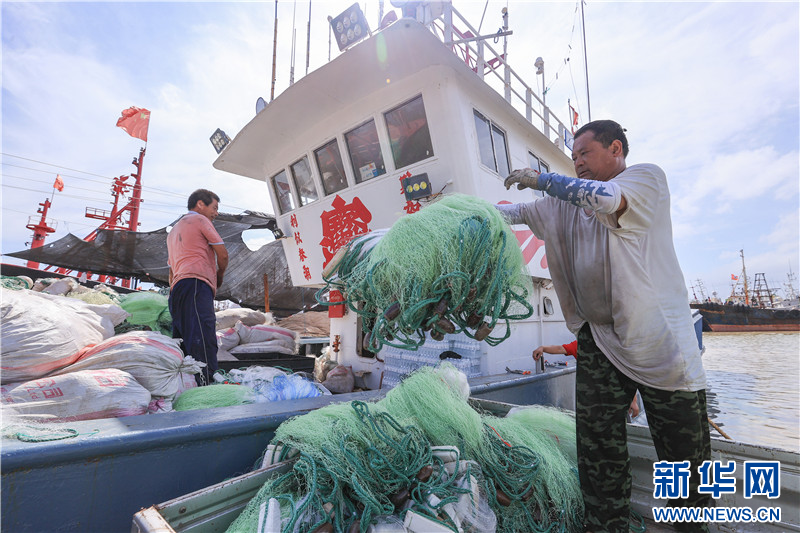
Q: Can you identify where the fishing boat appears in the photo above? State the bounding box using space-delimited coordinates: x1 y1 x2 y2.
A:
212 2 584 386
691 251 800 332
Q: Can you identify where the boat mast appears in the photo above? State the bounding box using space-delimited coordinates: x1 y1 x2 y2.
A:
25 198 57 270
270 0 278 101
740 249 750 306
580 0 591 121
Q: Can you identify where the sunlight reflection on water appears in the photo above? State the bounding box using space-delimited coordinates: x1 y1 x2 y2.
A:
702 332 800 452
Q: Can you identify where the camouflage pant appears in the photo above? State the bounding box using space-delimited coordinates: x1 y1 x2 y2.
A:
576 323 712 533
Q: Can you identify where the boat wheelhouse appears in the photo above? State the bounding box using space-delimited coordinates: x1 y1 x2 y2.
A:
214 5 579 387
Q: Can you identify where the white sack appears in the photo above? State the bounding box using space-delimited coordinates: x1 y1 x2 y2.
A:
230 341 296 356
41 277 78 296
215 308 271 330
217 326 241 350
49 331 204 399
1 287 116 384
1 369 151 422
236 323 297 352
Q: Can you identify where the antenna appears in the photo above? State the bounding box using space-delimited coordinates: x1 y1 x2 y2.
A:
305 1 312 76
289 0 297 86
270 0 278 101
580 0 591 121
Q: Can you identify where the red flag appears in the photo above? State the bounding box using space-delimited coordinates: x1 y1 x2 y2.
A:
116 106 150 141
731 274 739 281
569 105 579 133
53 174 64 191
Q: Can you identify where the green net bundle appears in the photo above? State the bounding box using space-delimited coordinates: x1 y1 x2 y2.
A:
378 365 583 532
317 194 534 351
117 292 172 335
0 276 33 291
229 364 583 533
173 384 256 411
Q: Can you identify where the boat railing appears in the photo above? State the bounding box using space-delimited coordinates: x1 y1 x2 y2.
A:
25 215 57 231
428 4 573 156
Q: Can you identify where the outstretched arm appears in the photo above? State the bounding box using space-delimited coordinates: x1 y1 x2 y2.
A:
505 168 627 216
532 344 568 361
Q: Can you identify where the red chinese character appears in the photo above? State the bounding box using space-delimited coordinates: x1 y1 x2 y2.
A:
43 388 64 399
319 195 373 267
294 232 303 246
399 171 412 194
303 265 312 280
290 214 298 228
403 200 421 214
298 248 307 262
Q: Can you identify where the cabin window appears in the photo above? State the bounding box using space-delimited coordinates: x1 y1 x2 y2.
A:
271 170 295 214
473 110 510 177
345 119 386 184
527 151 550 197
290 156 319 206
384 95 434 169
542 296 554 316
315 139 348 196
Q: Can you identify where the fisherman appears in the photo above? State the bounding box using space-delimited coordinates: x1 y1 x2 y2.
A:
497 120 710 532
167 189 228 385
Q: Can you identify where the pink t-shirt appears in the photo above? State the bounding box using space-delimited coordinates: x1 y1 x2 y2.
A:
167 211 224 294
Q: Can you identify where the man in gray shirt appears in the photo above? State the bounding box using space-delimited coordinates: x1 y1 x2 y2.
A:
498 120 710 532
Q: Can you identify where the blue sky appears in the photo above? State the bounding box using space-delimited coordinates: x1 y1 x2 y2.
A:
2 1 798 301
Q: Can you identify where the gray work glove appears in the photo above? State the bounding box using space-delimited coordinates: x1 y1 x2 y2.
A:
504 168 541 190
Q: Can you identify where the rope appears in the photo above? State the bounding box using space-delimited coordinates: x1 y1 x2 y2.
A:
708 416 733 440
2 424 98 442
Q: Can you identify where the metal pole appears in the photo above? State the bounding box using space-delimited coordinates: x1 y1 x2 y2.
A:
270 0 278 101
580 0 591 121
502 7 510 103
289 0 297 86
305 1 311 76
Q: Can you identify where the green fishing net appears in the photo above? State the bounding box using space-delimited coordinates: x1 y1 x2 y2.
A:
117 292 172 335
172 384 256 411
317 194 534 351
0 276 33 291
228 364 583 533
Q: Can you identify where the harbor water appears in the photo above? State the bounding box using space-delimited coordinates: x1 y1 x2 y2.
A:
702 331 800 452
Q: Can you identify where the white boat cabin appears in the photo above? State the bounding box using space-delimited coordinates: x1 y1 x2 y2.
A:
214 4 578 388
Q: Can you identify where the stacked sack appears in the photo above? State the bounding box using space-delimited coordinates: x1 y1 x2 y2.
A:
1 286 202 422
48 331 203 413
217 322 298 357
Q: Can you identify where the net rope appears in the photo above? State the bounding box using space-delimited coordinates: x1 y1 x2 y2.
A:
228 364 583 532
316 194 534 352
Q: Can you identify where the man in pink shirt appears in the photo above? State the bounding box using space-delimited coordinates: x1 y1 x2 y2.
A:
167 189 228 385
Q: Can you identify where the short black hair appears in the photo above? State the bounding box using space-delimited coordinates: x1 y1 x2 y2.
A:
574 119 629 158
187 189 220 210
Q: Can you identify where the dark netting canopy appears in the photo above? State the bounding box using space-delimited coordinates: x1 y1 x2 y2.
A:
6 211 320 315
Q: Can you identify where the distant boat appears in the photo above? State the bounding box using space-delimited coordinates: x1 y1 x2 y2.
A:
690 250 800 332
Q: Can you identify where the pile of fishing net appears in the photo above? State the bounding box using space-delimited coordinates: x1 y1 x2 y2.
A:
115 292 172 336
173 384 256 411
317 194 533 351
227 364 582 533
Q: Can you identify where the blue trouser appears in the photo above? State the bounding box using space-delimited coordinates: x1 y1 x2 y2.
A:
169 278 218 385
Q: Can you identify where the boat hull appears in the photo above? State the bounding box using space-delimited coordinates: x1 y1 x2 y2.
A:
0 369 574 533
132 398 800 533
690 303 800 332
